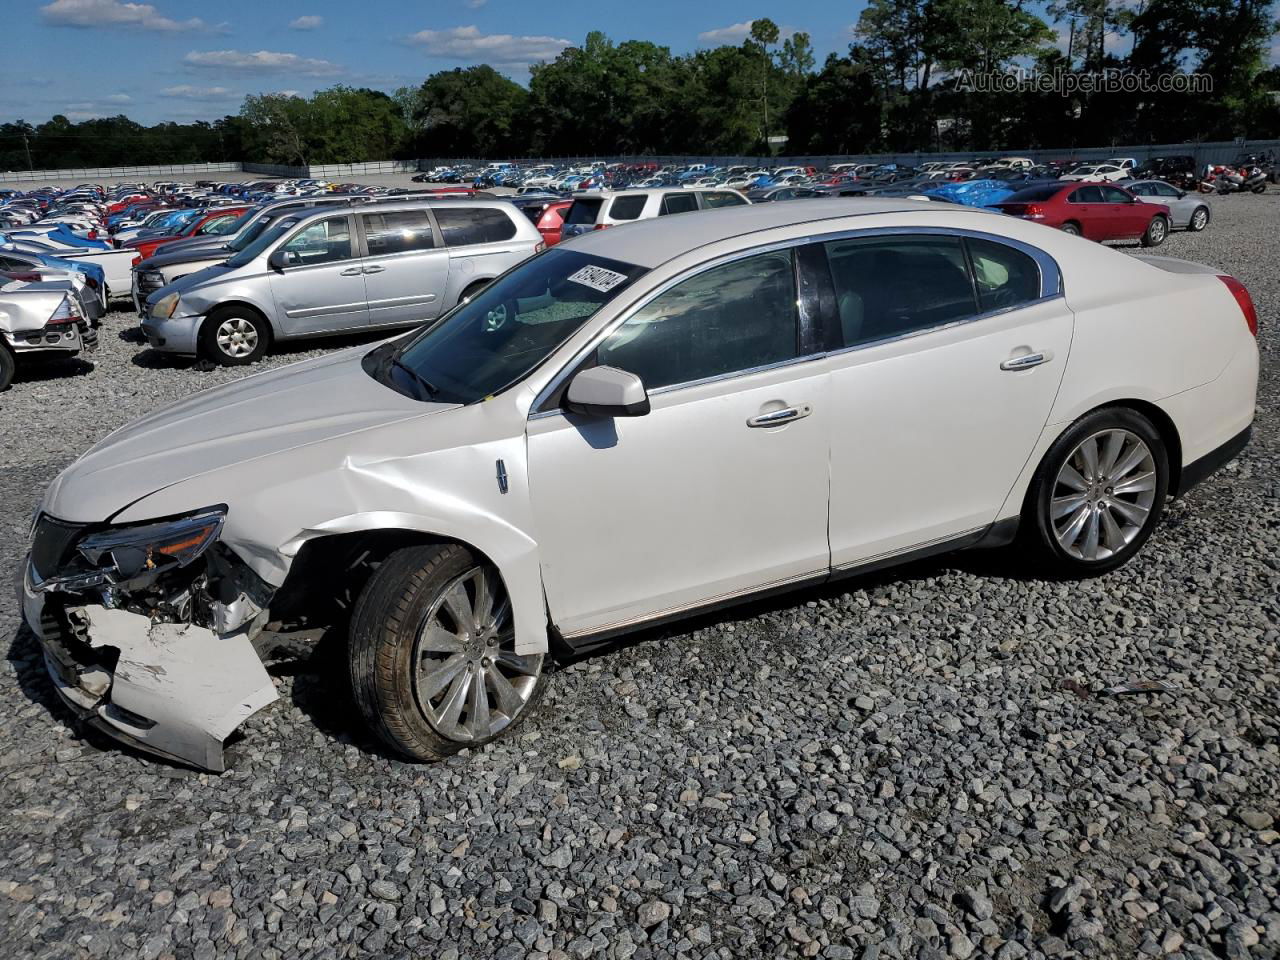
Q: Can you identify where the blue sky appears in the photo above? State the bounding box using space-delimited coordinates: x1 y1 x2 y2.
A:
2 0 1277 126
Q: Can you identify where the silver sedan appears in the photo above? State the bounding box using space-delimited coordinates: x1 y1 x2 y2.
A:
1126 180 1211 231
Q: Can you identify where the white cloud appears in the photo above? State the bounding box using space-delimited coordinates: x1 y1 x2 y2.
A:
697 21 755 44
162 84 235 99
697 19 797 45
41 0 209 32
105 92 132 103
289 15 323 30
184 49 343 75
66 110 108 120
404 26 570 66
275 89 302 97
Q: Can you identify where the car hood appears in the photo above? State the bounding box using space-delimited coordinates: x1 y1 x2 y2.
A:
140 243 229 272
147 262 237 304
42 345 449 523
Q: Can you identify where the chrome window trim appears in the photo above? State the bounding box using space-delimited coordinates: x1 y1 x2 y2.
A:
528 223 1065 419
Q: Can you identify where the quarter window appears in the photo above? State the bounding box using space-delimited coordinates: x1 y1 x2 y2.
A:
280 216 353 266
702 191 747 208
1070 186 1105 203
597 250 799 390
608 195 647 221
824 236 977 347
362 210 436 255
966 238 1042 312
659 192 699 216
433 207 518 246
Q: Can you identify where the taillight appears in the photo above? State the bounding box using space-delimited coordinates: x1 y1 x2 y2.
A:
1218 275 1258 337
131 255 142 265
593 223 610 230
2 271 42 283
1024 204 1045 218
46 296 83 333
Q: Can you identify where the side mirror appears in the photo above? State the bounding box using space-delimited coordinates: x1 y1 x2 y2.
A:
268 249 295 271
565 366 650 418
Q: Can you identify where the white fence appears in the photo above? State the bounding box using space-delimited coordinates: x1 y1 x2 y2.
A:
0 162 240 184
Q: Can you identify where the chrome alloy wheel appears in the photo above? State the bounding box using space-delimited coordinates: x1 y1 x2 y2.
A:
1051 429 1157 562
1190 208 1208 230
215 316 259 358
412 566 543 742
1148 217 1167 243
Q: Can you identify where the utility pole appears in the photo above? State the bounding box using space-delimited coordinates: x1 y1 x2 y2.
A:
22 132 33 171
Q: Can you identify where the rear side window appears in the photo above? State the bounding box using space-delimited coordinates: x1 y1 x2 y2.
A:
660 192 699 216
1128 183 1156 196
824 236 977 348
434 208 517 246
966 238 1042 313
565 199 603 225
596 251 799 390
362 210 436 255
608 195 647 221
1070 186 1105 203
701 191 747 208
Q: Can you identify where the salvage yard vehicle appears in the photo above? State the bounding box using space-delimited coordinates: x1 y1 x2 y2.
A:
1 235 136 300
21 199 1259 770
140 199 544 365
1 280 97 390
992 182 1172 246
560 187 749 241
1124 180 1211 232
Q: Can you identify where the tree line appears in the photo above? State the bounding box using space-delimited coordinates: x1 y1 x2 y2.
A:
3 0 1278 171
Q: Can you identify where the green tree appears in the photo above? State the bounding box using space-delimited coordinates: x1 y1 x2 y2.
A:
412 66 528 159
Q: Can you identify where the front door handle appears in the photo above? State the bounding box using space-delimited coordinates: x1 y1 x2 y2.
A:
339 266 362 277
747 404 812 428
1000 351 1052 371
363 265 386 274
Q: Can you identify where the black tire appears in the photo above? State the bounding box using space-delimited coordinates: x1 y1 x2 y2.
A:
1060 222 1082 237
1140 215 1169 247
199 305 270 366
459 279 491 305
1250 182 1266 194
1023 407 1169 576
1188 206 1209 232
0 344 14 392
349 543 547 762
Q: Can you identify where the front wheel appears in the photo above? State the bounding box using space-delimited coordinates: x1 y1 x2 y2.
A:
349 544 547 762
1140 215 1168 247
200 307 270 365
1188 207 1209 232
1023 408 1169 575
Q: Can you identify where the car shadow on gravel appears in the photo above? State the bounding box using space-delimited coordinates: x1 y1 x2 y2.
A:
129 329 398 371
11 356 95 386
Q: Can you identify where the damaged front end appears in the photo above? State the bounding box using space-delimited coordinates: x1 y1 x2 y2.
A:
20 507 278 771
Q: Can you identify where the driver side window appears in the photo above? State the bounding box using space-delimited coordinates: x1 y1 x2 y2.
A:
281 216 353 266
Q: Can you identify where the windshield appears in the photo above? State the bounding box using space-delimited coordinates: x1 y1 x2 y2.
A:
374 249 648 404
225 217 299 267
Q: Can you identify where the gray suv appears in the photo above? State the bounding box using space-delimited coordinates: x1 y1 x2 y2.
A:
140 200 545 365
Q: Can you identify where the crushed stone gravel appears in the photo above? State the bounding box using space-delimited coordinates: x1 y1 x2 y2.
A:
1 192 1277 960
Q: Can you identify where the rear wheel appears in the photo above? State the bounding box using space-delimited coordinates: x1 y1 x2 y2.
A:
1140 215 1168 247
1023 408 1169 575
1060 222 1082 237
200 306 270 366
349 544 547 762
1188 207 1209 232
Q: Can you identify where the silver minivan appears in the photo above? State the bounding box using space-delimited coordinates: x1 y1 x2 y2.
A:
141 200 545 365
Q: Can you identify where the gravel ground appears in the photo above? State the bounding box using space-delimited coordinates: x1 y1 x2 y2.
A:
1 194 1277 960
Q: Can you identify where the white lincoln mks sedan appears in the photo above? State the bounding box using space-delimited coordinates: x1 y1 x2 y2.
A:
20 199 1259 769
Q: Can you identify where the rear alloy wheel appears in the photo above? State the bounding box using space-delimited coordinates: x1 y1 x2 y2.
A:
1025 409 1169 575
1141 215 1169 247
1060 222 1082 237
349 544 546 761
200 307 269 366
1188 207 1209 232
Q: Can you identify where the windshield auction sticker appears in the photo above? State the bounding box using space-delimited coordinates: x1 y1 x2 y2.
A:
567 265 629 292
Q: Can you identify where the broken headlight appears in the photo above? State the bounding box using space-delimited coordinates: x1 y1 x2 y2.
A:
77 507 226 580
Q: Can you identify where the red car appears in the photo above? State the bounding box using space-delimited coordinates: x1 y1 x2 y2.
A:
533 199 572 246
993 182 1170 246
122 207 248 260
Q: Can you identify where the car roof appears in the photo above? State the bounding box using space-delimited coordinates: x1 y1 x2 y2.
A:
560 198 980 268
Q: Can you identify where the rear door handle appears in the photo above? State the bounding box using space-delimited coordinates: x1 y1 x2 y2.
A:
339 266 362 277
1000 351 1051 371
363 265 385 274
747 404 812 428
